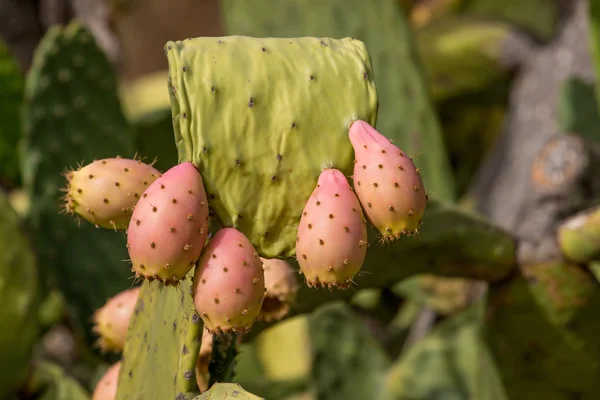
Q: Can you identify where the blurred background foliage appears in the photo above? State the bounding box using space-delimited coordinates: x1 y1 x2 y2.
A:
1 0 600 399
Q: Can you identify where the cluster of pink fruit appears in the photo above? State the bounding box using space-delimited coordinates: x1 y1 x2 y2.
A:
63 120 426 399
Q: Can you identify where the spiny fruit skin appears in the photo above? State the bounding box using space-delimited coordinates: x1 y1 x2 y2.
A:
192 228 265 334
92 287 141 352
92 362 121 400
296 168 368 289
63 157 161 229
127 162 209 284
349 120 427 239
258 257 298 321
196 327 214 392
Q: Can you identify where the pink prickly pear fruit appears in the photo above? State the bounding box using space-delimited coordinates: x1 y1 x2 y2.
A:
92 287 141 352
92 362 121 400
349 120 427 239
127 162 209 285
192 228 265 334
62 157 161 230
195 327 214 392
258 258 298 322
296 168 368 289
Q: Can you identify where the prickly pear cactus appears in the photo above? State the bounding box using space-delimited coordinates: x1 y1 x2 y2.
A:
415 17 515 102
0 39 24 187
194 383 264 400
165 35 378 258
484 262 600 399
25 362 90 400
233 316 312 399
0 190 40 399
236 302 390 400
558 78 600 143
220 0 456 202
462 0 558 40
386 304 508 400
589 0 600 116
20 21 136 344
307 302 390 400
557 206 600 263
116 272 202 400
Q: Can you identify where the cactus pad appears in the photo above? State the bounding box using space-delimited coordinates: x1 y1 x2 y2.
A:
0 190 40 398
386 304 507 400
220 0 456 202
165 36 378 258
20 21 136 344
558 78 600 143
308 302 389 400
0 40 24 187
116 271 202 400
557 206 600 263
193 383 264 400
25 361 90 400
484 262 600 398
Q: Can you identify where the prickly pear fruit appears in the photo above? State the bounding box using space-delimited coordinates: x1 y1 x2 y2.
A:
62 157 161 229
296 168 368 289
92 361 121 400
349 120 427 239
196 327 214 392
192 228 265 333
92 287 140 352
258 258 298 321
127 162 209 284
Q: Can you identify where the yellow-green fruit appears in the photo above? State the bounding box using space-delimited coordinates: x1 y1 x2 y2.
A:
63 157 161 229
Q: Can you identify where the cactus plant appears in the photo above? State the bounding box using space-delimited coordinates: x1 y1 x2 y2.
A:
557 206 600 263
0 39 24 188
558 78 600 143
459 0 558 40
20 21 137 345
386 303 507 399
24 1 600 399
308 302 390 400
24 361 90 400
165 35 378 258
116 272 202 400
234 303 390 400
0 189 40 399
483 262 600 399
219 0 456 203
194 383 264 400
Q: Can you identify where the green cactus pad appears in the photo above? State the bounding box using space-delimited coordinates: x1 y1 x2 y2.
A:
0 39 24 187
220 0 456 203
416 17 515 102
557 206 600 263
386 304 507 400
0 190 40 399
558 78 600 143
194 383 264 400
484 262 600 399
233 316 311 399
20 21 136 345
246 199 516 339
308 302 390 400
236 302 390 399
117 271 202 400
590 0 600 118
24 361 90 400
165 35 377 258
